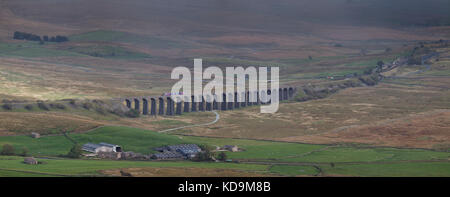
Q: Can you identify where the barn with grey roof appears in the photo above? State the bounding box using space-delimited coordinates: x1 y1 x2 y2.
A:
152 144 202 159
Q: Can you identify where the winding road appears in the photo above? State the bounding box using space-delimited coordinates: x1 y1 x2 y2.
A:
157 111 220 133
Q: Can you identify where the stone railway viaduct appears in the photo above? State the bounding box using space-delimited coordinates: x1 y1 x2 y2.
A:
119 87 297 116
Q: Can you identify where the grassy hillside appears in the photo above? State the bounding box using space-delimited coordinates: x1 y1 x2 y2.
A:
0 112 102 136
69 30 182 49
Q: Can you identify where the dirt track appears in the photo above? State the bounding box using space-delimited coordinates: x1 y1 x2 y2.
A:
158 111 220 133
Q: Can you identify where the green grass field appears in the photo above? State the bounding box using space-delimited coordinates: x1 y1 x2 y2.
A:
0 156 269 177
0 126 448 177
0 126 183 156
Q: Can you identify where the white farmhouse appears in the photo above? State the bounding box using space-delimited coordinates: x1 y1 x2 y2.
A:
82 142 122 153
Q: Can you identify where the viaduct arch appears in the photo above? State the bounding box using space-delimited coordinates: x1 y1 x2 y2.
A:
120 86 297 117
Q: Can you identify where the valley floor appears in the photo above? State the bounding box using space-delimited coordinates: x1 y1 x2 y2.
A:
0 125 449 177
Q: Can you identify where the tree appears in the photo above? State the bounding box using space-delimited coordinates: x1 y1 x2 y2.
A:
37 102 49 110
377 61 384 67
1 144 15 155
363 67 373 75
24 104 33 110
217 152 227 161
13 31 21 40
2 104 12 110
82 102 93 110
67 144 82 158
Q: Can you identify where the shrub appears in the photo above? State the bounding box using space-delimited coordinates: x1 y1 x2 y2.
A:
217 152 227 161
24 104 34 110
377 60 384 67
192 144 216 162
64 99 77 107
95 107 107 115
92 100 104 104
363 67 374 75
111 109 126 117
82 102 93 110
125 109 140 118
407 56 422 65
2 104 12 110
358 74 379 86
13 31 41 41
50 103 66 110
37 102 49 110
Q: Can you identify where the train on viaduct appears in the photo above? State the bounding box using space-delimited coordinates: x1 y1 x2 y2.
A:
120 87 297 116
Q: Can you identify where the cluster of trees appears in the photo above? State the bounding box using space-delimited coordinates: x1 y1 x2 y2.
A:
13 31 69 43
13 31 41 41
1 144 29 156
192 145 228 162
43 35 69 43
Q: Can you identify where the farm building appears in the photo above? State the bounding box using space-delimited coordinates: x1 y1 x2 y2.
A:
153 144 202 159
167 144 201 158
151 152 184 160
30 132 40 138
222 145 239 152
82 142 122 153
23 157 38 165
